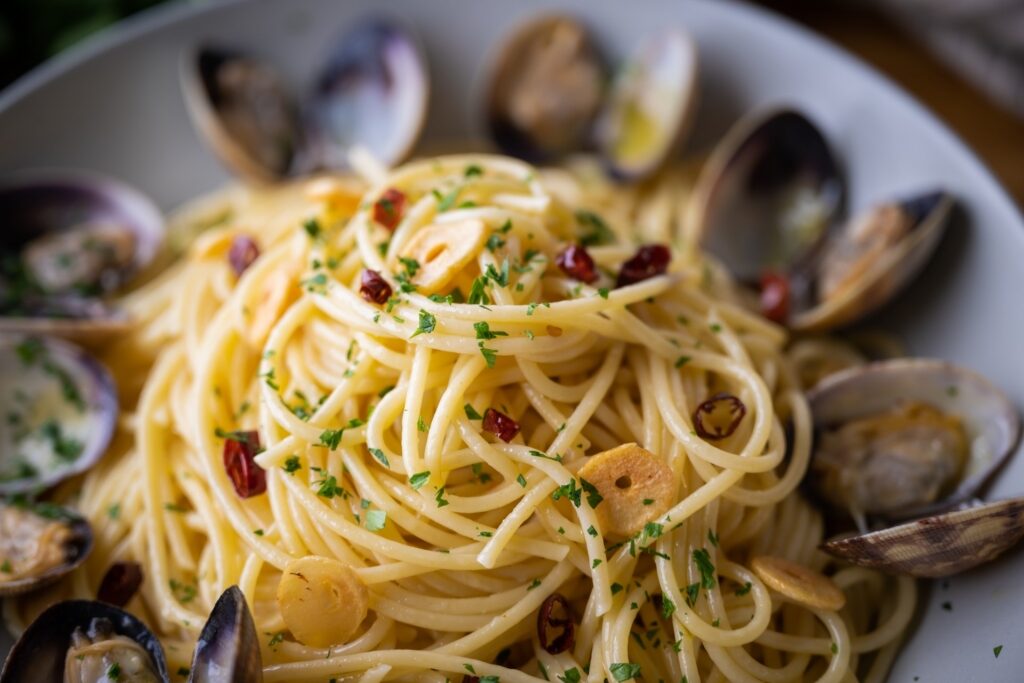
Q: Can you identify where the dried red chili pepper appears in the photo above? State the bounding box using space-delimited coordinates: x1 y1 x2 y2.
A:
482 408 520 443
373 188 406 230
97 561 144 607
759 270 790 324
556 244 599 284
616 244 671 287
360 269 393 305
223 430 266 498
537 593 576 654
227 234 260 277
693 393 747 440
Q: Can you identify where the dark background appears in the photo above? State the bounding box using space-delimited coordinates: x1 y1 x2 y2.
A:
1 0 1022 205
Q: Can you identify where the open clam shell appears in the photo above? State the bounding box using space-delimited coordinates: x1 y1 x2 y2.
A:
688 107 843 283
0 335 118 494
790 190 954 332
808 358 1022 521
0 502 92 598
0 600 168 682
306 17 428 172
689 107 955 331
0 171 164 340
595 28 698 180
485 15 607 162
182 17 428 184
189 586 263 682
822 497 1024 578
181 46 303 184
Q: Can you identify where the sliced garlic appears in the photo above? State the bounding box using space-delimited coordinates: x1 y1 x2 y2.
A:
751 555 846 611
576 442 675 538
277 556 370 648
399 219 488 294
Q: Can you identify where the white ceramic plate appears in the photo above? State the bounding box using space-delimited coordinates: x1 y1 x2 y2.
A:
1 0 1022 679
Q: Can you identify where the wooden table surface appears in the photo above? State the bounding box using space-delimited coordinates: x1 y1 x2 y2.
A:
758 0 1024 208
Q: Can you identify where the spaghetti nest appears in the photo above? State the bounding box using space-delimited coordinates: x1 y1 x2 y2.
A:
8 154 914 682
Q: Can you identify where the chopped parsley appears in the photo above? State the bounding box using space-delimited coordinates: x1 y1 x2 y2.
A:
735 582 752 597
303 218 321 239
464 403 483 420
434 486 449 508
575 210 615 246
411 310 437 337
468 277 490 305
409 471 431 490
558 668 581 683
365 509 387 532
693 548 716 589
661 596 676 619
313 473 345 499
609 663 641 682
474 321 508 339
369 448 389 468
675 356 691 368
580 477 603 508
464 164 483 178
434 187 461 211
318 429 344 450
528 578 542 590
994 645 1003 658
478 343 498 368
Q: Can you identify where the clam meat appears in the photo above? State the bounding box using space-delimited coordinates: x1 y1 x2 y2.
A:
486 15 606 162
64 617 164 683
0 502 92 597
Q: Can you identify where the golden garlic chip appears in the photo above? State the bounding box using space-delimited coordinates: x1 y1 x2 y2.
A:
752 555 846 611
400 218 488 294
277 556 370 648
577 442 675 538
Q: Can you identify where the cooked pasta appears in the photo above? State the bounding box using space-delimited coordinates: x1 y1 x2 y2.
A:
5 153 914 683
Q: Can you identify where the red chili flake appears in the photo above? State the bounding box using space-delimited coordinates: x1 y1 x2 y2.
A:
482 408 520 443
537 593 576 654
555 244 598 284
359 269 393 305
693 393 747 441
223 430 266 498
616 244 671 287
97 561 144 607
227 234 260 277
373 188 406 230
759 270 790 324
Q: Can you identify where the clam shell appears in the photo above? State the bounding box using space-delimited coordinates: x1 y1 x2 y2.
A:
687 107 843 283
485 15 607 162
595 28 699 180
822 498 1024 578
0 504 93 598
307 17 429 172
181 47 302 184
189 586 263 682
0 599 168 682
809 358 1022 520
0 335 119 494
791 191 954 332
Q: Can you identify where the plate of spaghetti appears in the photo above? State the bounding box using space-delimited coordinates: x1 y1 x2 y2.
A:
0 1 1022 682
